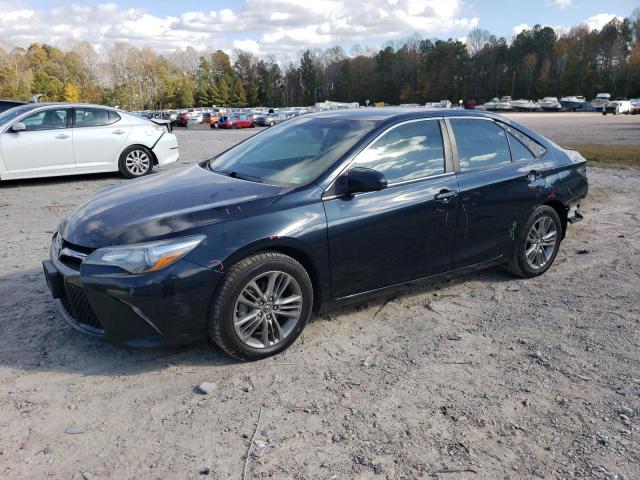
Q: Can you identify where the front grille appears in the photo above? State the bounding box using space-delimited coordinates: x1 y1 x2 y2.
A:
63 283 103 332
58 239 94 271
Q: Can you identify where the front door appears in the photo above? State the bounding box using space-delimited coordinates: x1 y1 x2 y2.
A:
324 118 459 298
1 107 74 176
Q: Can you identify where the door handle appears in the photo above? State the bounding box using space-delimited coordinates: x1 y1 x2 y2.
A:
54 134 69 139
434 189 458 202
527 170 541 182
112 130 125 135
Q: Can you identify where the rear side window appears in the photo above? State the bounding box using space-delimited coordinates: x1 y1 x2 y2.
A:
450 119 511 170
354 120 445 183
75 108 118 127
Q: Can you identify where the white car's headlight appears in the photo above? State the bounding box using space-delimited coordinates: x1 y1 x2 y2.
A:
85 235 205 274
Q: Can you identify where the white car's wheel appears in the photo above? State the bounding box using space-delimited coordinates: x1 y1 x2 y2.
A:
119 146 153 179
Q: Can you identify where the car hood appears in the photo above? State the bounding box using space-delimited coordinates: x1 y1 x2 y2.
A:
60 165 287 249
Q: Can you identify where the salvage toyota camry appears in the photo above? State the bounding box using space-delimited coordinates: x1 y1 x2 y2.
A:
43 109 588 361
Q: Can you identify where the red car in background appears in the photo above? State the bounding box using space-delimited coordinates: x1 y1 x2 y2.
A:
219 114 255 129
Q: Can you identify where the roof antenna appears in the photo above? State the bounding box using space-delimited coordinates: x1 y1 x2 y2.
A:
28 94 43 103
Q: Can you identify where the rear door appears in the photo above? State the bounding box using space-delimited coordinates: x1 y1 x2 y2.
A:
72 108 131 171
446 117 550 268
324 118 459 298
1 107 74 176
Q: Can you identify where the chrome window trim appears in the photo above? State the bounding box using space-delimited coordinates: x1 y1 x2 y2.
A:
322 117 450 200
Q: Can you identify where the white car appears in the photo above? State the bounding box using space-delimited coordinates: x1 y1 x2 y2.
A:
0 103 179 181
603 100 632 115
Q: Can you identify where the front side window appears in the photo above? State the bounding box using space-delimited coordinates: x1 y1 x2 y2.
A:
353 120 445 183
75 108 117 127
20 109 68 131
450 119 511 170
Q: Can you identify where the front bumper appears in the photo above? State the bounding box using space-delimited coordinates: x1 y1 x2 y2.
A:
43 239 223 347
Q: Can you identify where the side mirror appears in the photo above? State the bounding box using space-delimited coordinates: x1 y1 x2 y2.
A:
10 122 26 132
343 167 387 195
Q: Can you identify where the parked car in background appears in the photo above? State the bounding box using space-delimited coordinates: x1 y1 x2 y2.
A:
0 103 179 181
0 99 27 114
219 114 255 129
603 100 631 115
203 112 221 128
43 109 587 360
630 99 640 115
255 113 287 126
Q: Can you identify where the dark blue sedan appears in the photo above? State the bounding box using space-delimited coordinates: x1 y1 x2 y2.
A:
43 109 588 360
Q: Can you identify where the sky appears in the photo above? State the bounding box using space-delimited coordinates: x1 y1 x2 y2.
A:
0 0 636 57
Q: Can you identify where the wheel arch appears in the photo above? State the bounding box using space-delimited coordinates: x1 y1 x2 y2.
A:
221 240 323 312
543 200 568 238
120 143 158 165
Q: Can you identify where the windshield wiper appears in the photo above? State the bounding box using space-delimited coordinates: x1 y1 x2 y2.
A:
210 168 262 183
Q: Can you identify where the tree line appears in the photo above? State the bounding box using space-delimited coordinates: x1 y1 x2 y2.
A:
0 10 639 110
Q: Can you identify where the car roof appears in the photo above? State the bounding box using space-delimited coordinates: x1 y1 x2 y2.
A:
305 107 500 124
22 102 119 110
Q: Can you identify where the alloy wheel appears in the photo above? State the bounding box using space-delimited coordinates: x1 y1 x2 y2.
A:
233 271 303 349
125 149 150 176
525 215 558 270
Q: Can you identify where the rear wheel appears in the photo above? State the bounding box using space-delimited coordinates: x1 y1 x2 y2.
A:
269 121 275 127
210 122 219 129
210 252 313 361
506 206 562 278
119 146 153 178
231 124 237 129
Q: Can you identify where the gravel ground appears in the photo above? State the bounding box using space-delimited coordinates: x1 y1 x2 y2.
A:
0 116 639 479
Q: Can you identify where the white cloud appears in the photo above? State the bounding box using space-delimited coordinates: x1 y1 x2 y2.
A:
0 0 478 55
584 13 624 31
549 0 572 9
512 23 530 36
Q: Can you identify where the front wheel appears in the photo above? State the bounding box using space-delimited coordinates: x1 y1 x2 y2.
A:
119 146 153 178
210 252 313 361
506 206 562 278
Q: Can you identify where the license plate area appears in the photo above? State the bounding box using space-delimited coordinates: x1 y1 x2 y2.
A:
567 204 583 224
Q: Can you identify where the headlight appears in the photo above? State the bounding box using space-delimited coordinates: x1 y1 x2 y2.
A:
85 235 205 274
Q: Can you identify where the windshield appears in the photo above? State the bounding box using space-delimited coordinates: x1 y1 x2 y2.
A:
208 116 374 187
0 104 39 125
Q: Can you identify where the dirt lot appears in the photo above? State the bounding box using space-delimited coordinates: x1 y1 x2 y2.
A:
0 115 639 479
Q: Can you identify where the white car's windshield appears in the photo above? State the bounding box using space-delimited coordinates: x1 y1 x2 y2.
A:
0 104 39 125
208 116 374 187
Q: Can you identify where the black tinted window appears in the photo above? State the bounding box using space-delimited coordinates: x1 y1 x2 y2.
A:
354 120 444 183
508 132 535 162
21 109 68 130
450 119 511 170
75 108 117 127
504 125 546 157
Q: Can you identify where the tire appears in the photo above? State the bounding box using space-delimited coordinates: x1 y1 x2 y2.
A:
231 124 237 129
118 146 154 179
210 252 313 361
506 206 562 278
269 121 275 127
